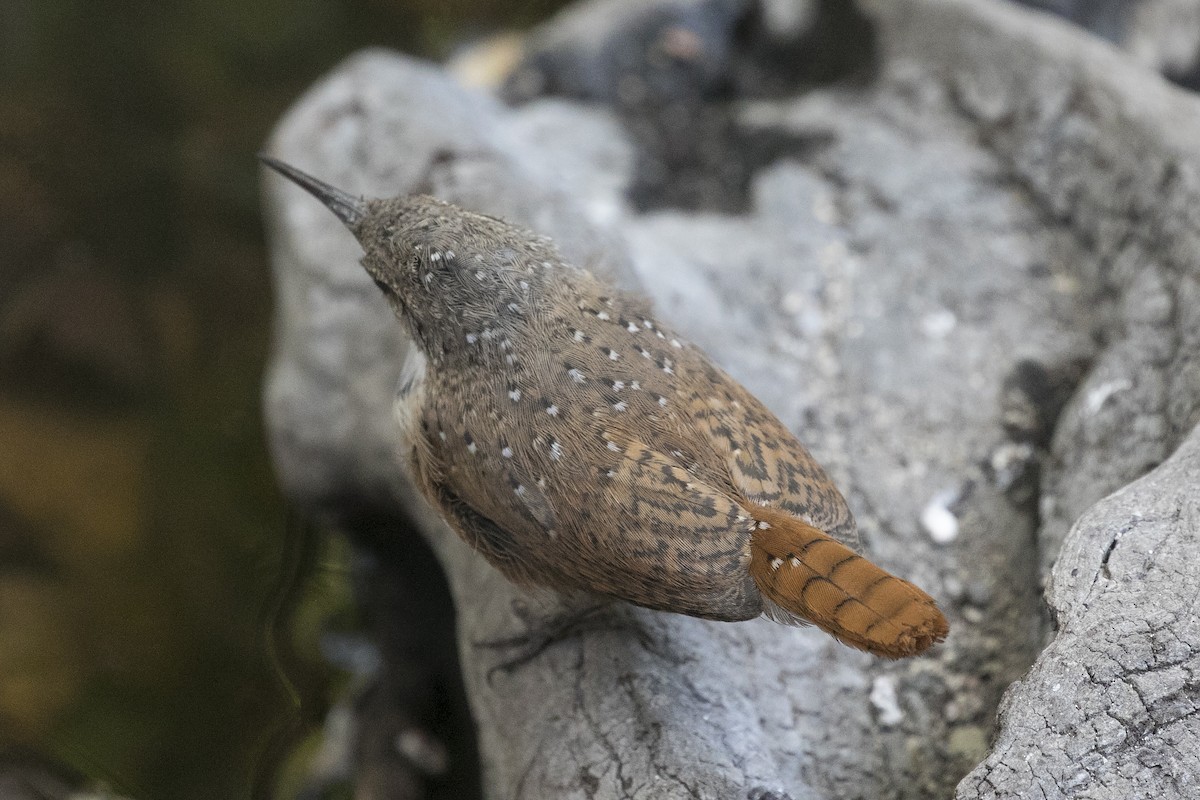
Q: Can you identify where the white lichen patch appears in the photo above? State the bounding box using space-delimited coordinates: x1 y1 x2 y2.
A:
869 675 904 727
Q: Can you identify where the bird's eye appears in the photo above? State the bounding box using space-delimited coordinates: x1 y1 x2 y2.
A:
372 278 393 296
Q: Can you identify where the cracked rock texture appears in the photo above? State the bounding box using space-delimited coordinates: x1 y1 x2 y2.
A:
958 426 1200 799
261 0 1200 797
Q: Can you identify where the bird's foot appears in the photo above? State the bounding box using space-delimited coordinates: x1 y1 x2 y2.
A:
474 598 617 682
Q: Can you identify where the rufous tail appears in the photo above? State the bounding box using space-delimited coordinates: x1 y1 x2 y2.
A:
748 506 948 658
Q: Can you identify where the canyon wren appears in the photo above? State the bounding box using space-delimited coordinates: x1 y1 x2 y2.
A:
262 156 948 659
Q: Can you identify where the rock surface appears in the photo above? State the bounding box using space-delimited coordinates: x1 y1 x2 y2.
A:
959 427 1200 799
1013 0 1200 77
261 0 1200 797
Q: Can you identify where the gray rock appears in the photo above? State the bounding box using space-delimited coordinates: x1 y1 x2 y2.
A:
261 0 1200 797
1012 0 1200 78
958 426 1200 800
1123 0 1200 77
867 1 1200 797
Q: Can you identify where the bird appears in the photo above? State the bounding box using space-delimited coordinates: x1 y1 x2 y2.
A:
261 155 948 659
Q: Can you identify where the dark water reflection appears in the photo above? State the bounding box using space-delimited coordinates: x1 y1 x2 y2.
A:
0 1 557 797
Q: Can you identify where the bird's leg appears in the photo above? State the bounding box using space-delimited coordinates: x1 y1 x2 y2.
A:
473 593 622 681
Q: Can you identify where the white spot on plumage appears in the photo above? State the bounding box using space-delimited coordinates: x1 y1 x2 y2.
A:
466 333 478 344
657 395 668 407
607 349 620 361
507 303 520 313
671 339 682 348
473 253 483 262
606 470 617 478
509 389 521 402
445 250 455 260
770 557 783 571
546 405 559 416
568 368 585 383
423 272 433 284
613 401 628 412
791 557 802 567
612 381 625 391
573 329 586 342
606 441 620 452
505 354 516 365
500 339 512 350
757 521 771 529
537 477 546 488
467 442 477 454
519 280 529 291
541 261 552 269
502 447 513 458
430 251 442 262
597 311 611 321
550 441 563 460
656 331 666 339
475 271 486 280
627 322 639 333
640 348 651 359
438 431 446 441
630 380 641 390
515 484 526 496
642 320 654 329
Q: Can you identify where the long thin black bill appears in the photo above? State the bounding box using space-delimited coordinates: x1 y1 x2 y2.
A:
259 154 367 228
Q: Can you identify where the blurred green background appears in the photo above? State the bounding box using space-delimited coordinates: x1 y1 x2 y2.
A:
0 1 561 798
